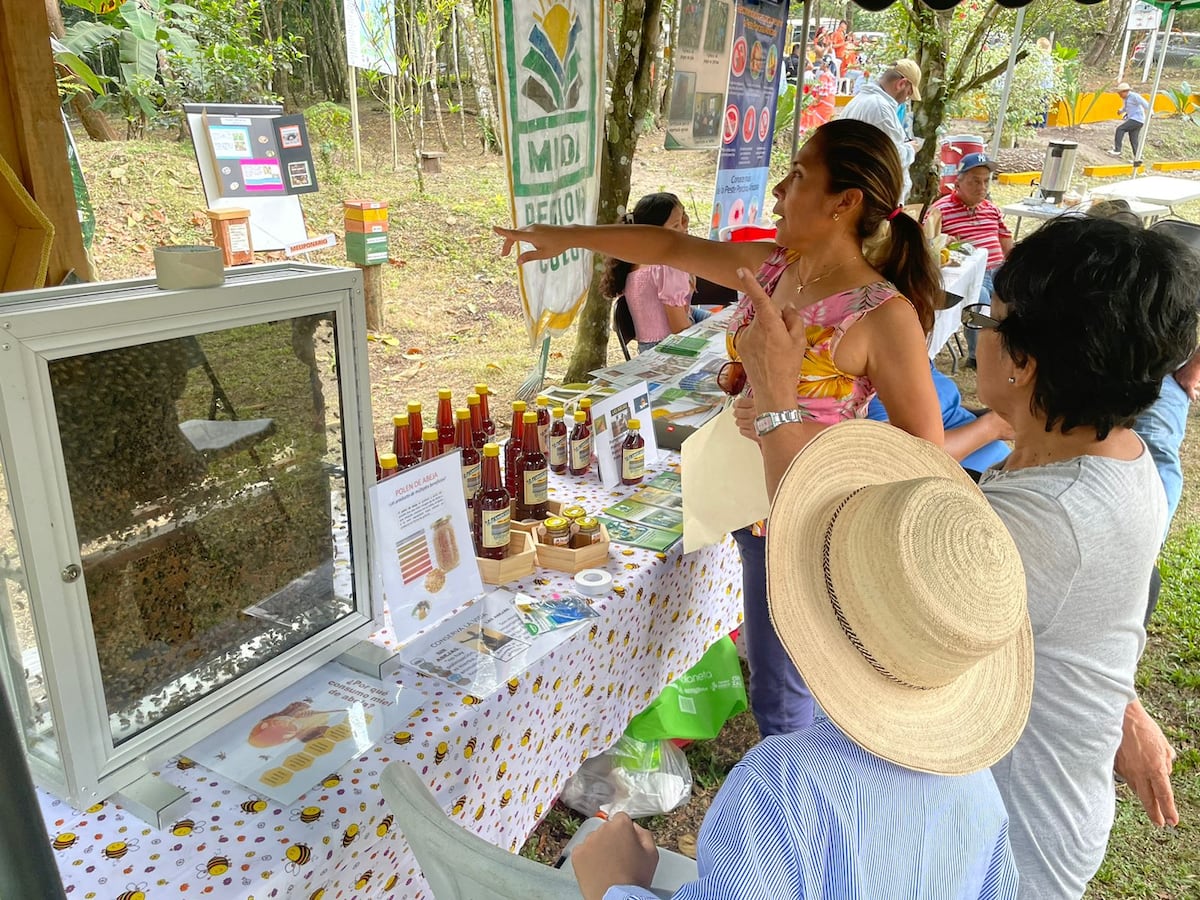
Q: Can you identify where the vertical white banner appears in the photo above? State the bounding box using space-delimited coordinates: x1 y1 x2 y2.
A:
344 0 398 75
494 0 607 343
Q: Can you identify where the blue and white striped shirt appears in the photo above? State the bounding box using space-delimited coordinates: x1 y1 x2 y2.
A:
604 717 1019 900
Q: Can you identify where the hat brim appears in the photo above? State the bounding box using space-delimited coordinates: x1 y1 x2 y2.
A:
908 82 922 101
765 419 1032 775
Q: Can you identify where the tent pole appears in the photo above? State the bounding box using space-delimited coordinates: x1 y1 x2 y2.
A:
1135 4 1176 170
989 6 1026 158
1118 27 1133 83
790 0 813 161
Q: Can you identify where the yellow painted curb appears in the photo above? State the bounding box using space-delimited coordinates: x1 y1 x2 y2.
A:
997 171 1040 185
1082 164 1146 177
1151 160 1200 172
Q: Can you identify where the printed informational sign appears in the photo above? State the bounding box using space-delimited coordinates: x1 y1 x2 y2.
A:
709 0 788 238
589 381 660 490
665 0 737 150
344 0 398 74
494 0 607 342
1128 1 1161 30
370 452 483 642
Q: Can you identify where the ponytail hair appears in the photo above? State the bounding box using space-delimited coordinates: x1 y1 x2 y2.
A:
808 119 940 334
601 192 682 299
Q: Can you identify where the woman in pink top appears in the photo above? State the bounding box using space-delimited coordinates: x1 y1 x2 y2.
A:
601 193 707 352
496 119 944 735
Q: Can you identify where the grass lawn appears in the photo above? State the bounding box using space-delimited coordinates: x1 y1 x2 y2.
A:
73 107 1200 897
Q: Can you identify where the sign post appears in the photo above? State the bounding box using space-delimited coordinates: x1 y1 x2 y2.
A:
343 0 399 175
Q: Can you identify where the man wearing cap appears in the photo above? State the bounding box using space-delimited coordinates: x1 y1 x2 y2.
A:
570 418 1028 900
839 60 923 202
931 152 1012 368
1108 82 1150 157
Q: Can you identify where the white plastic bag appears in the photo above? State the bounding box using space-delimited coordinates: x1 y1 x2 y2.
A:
560 735 692 819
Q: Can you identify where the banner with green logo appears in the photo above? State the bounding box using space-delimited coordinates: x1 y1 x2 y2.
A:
494 0 606 343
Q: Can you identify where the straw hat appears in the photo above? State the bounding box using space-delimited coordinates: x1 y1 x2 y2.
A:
892 59 923 100
765 419 1032 775
1116 82 1132 93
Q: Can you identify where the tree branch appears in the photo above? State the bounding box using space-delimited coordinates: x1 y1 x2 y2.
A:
960 50 1030 94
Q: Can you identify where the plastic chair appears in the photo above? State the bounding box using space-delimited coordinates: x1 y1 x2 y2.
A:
613 297 637 361
1150 218 1200 256
380 760 582 899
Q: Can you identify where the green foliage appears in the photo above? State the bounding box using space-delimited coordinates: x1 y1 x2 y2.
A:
304 102 353 171
1165 83 1196 117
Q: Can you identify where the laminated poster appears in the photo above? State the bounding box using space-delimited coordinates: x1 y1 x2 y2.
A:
396 589 580 696
187 663 424 805
370 451 483 643
589 381 660 490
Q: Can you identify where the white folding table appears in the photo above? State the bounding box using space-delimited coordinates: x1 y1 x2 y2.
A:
1000 198 1170 238
1089 175 1200 215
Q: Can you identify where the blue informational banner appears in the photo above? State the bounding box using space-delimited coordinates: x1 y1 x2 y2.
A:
708 0 789 239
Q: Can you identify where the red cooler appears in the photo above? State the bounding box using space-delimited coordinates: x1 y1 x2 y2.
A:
939 134 985 194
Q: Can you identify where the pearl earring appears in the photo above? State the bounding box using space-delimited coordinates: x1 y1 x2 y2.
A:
832 212 840 221
1008 377 1016 384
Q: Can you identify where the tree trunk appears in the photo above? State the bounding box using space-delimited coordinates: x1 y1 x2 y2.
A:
908 4 949 206
455 0 500 152
451 10 467 147
45 0 119 141
565 0 665 383
1086 0 1132 67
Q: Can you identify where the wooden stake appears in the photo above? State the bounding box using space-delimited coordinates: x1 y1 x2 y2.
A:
349 65 362 175
356 263 384 332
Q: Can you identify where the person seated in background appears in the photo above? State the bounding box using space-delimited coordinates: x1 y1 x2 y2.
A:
784 43 802 83
601 193 709 353
960 217 1194 895
867 359 1011 476
931 152 1012 368
571 422 1030 900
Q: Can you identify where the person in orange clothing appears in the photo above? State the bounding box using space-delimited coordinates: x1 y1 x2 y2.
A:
815 60 837 124
829 20 848 65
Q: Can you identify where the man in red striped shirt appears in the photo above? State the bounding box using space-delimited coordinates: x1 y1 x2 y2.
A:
931 152 1013 367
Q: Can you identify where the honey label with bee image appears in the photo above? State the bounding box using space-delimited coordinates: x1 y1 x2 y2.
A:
187 664 423 805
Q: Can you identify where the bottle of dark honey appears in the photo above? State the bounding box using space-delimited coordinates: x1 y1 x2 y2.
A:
516 410 548 520
504 400 527 497
621 418 645 486
407 400 424 451
420 427 441 461
436 388 456 454
467 392 488 449
456 408 481 508
548 406 568 474
393 413 419 471
475 382 496 437
568 409 592 477
474 443 510 560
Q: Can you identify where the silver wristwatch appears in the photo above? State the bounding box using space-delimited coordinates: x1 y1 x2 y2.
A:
753 408 804 436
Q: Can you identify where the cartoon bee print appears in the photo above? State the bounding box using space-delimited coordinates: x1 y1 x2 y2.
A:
552 676 563 691
534 802 544 818
612 584 627 597
51 832 78 851
532 576 551 587
341 823 359 847
355 870 373 890
393 731 413 746
321 774 341 789
580 723 591 738
434 741 449 764
474 803 486 821
285 843 312 872
582 683 594 698
291 805 323 824
309 890 325 900
497 761 508 778
506 678 520 696
240 798 268 814
553 699 564 715
606 629 616 644
115 884 148 900
462 694 481 706
463 737 477 759
200 854 231 877
171 818 202 837
103 840 132 860
520 728 532 747
588 623 599 640
499 789 512 808
573 672 583 688
621 548 635 557
376 814 394 837
532 675 543 694
384 874 399 891
175 757 196 771
451 795 467 816
491 735 503 752
85 800 107 813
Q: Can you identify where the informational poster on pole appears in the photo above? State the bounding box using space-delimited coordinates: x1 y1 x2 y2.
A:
708 0 788 238
665 0 737 150
344 0 398 74
494 0 607 342
187 663 423 805
1128 1 1161 30
370 453 483 642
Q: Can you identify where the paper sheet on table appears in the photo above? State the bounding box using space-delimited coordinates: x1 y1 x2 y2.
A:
680 406 770 553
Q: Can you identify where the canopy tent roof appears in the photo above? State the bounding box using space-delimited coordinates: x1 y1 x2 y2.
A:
852 0 1102 10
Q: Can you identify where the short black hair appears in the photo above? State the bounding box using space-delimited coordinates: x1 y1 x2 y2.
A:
994 216 1199 439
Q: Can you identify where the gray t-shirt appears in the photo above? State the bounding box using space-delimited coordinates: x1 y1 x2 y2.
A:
982 447 1165 899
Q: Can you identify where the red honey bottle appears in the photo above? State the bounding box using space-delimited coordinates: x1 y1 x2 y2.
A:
467 392 488 449
374 442 382 481
379 452 399 480
436 388 456 454
535 395 551 452
474 382 496 437
393 413 419 472
548 406 568 474
621 418 646 486
420 426 441 461
474 442 510 560
516 410 549 520
504 400 527 497
407 400 424 451
456 407 482 508
568 409 592 477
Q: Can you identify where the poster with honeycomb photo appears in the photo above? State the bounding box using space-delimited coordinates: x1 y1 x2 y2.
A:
369 450 483 641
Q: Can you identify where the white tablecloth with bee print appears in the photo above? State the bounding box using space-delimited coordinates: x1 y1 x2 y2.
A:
38 460 745 899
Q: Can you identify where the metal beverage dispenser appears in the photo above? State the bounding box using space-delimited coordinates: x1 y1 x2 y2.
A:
1038 140 1079 203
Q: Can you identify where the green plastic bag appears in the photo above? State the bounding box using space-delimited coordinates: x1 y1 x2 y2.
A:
624 635 747 742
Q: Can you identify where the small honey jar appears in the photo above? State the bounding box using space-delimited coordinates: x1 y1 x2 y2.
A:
560 505 588 524
542 516 572 548
572 516 602 548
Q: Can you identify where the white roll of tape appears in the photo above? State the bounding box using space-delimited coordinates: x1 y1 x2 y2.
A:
574 568 613 597
154 245 225 290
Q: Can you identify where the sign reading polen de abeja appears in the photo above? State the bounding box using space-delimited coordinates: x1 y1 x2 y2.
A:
493 0 606 343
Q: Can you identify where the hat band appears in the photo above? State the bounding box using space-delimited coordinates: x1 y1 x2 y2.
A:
822 488 930 692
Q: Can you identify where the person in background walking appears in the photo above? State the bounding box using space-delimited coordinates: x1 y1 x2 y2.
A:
1109 82 1150 157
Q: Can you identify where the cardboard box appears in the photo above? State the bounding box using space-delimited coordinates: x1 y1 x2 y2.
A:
532 522 610 574
476 530 536 586
0 154 54 291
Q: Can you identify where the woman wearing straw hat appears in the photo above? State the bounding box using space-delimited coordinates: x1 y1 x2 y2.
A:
571 420 1030 900
956 216 1195 897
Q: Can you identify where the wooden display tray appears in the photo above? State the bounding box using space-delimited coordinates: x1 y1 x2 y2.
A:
0 153 54 291
509 499 563 533
476 530 536 585
531 522 610 574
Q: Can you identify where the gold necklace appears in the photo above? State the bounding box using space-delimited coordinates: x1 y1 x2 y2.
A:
793 256 860 295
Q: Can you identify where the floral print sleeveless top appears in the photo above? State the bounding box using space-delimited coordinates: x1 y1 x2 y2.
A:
727 245 911 423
